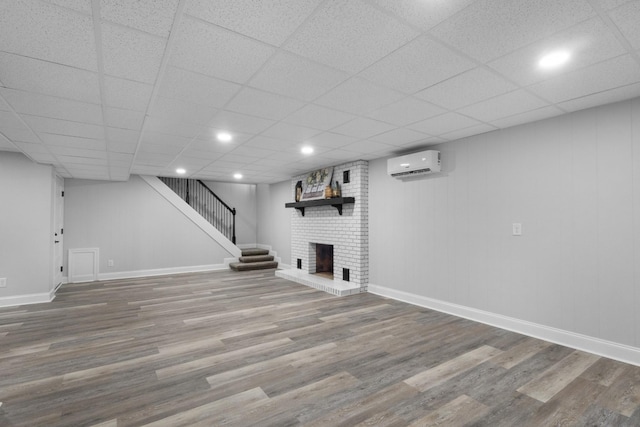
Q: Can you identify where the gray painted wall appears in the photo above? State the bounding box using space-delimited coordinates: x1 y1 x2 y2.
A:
64 175 231 275
256 181 292 265
369 98 640 348
0 152 54 298
202 181 257 245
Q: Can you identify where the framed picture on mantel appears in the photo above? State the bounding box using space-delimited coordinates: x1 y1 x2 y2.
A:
302 167 333 200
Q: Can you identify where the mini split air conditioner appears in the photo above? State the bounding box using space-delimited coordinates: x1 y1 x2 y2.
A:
387 150 441 178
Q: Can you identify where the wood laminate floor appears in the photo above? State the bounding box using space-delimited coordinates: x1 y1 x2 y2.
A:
1 269 639 426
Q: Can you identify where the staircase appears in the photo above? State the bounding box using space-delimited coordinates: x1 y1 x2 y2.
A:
229 248 278 271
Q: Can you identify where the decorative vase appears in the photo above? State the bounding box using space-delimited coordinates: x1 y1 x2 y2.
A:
295 181 302 202
324 184 332 199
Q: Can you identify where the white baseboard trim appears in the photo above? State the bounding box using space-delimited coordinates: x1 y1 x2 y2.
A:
367 283 640 367
98 264 229 281
0 291 55 308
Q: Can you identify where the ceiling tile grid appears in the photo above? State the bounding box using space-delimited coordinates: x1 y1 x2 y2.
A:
0 0 639 184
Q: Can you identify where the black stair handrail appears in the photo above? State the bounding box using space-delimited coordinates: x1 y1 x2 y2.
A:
158 177 236 244
196 180 236 244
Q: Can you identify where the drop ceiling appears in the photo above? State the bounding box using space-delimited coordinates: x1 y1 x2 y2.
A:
1 0 639 183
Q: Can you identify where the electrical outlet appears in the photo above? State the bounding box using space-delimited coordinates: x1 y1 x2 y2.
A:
0 278 6 288
512 223 522 236
108 260 114 267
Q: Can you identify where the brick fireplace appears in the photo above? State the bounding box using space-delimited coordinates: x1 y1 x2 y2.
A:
276 160 368 296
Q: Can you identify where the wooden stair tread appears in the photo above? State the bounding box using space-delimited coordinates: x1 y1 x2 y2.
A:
239 255 274 263
229 261 279 271
241 248 270 257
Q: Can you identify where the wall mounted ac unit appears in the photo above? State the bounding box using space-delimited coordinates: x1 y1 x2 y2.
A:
387 150 441 178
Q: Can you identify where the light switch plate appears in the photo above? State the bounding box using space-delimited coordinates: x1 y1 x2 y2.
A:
0 278 6 288
512 223 522 236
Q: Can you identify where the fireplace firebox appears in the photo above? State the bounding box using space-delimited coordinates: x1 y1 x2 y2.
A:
315 244 333 279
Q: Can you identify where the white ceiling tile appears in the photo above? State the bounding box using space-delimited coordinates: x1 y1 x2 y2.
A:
0 52 100 104
131 165 165 174
0 1 97 71
608 1 640 49
489 106 565 129
283 104 355 130
45 0 92 14
144 117 203 138
306 132 358 148
416 67 518 110
108 152 132 165
170 17 276 84
21 115 105 139
179 148 224 161
13 141 51 154
314 77 405 115
226 88 305 121
49 146 107 159
105 107 145 131
593 0 635 10
284 0 418 73
194 129 254 147
186 0 322 46
314 148 360 161
261 122 322 142
430 0 595 62
342 140 395 155
369 0 476 30
243 135 300 151
365 97 446 126
158 66 241 109
138 142 185 156
0 110 28 129
331 117 395 139
101 23 165 84
369 128 432 146
100 0 179 38
136 151 176 164
29 152 60 164
1 88 103 125
109 141 137 154
0 96 11 111
139 131 192 147
360 35 476 94
149 97 218 125
171 155 215 169
39 133 106 150
104 76 153 112
1 128 40 144
107 127 140 144
248 52 349 101
252 156 294 167
488 18 626 86
457 90 549 122
0 133 18 151
227 145 279 159
527 55 640 104
439 123 497 140
207 111 276 135
408 112 483 136
557 82 640 112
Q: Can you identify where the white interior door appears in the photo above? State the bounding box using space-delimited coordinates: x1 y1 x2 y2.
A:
53 176 64 290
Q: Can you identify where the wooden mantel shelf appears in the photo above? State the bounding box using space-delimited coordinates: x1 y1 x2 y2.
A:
285 197 355 216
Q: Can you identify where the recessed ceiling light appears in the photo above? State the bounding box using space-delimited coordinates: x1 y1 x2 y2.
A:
539 50 571 69
301 146 314 155
233 173 243 179
176 168 186 174
217 132 232 142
